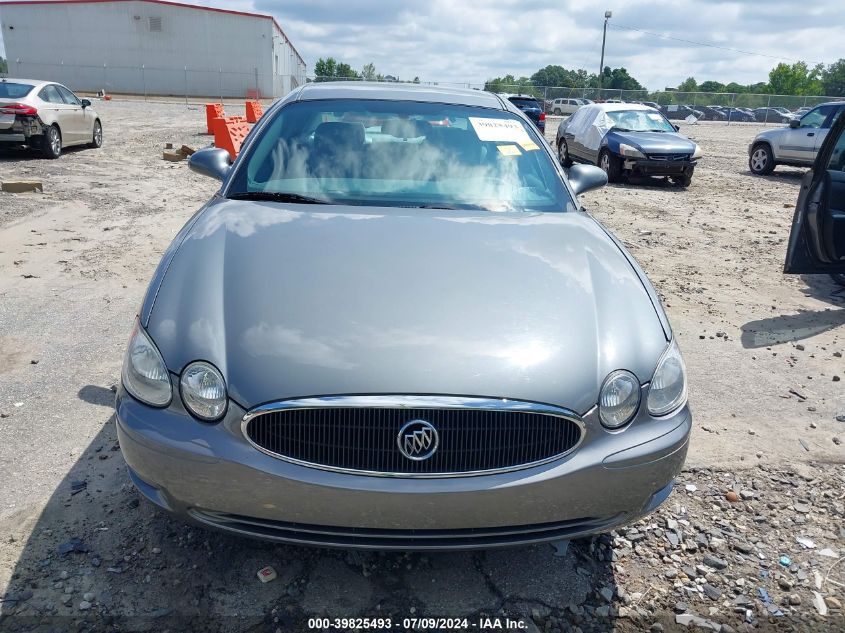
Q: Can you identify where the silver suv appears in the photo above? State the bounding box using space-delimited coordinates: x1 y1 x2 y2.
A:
550 98 582 115
0 78 103 158
748 102 844 175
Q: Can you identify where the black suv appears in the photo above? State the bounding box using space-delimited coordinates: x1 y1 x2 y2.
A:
506 95 546 134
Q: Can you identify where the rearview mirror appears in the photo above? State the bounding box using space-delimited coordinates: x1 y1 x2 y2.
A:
789 118 800 129
568 164 608 196
80 99 91 108
189 147 232 181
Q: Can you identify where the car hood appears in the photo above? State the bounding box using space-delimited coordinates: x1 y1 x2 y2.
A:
145 200 669 414
608 130 696 153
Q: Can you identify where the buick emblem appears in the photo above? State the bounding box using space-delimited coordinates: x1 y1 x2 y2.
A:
397 419 439 461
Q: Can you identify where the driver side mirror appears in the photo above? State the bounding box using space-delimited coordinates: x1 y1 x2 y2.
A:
673 124 680 131
80 99 91 108
568 164 608 196
789 118 800 129
189 147 232 181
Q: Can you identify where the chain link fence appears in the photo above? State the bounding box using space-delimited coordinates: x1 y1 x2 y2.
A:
1 65 841 124
303 76 845 125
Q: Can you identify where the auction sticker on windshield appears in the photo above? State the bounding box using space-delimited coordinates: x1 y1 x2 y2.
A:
470 117 532 144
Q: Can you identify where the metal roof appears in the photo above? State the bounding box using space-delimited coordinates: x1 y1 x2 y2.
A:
297 82 506 109
0 0 305 66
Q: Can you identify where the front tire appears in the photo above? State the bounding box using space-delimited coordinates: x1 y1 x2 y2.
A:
553 108 561 115
558 139 573 168
749 143 775 175
673 172 693 187
41 125 62 159
89 119 103 148
598 148 622 183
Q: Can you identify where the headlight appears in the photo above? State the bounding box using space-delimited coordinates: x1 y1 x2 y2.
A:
647 339 688 416
618 143 645 158
180 361 227 421
692 144 703 159
599 370 641 429
121 319 171 407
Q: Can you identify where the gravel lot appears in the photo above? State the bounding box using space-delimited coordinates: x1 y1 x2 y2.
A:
0 100 843 632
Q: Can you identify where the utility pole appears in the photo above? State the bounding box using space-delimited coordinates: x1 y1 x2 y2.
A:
598 10 612 99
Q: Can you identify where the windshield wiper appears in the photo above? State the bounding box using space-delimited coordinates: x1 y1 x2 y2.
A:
646 129 668 132
409 203 494 211
228 191 331 204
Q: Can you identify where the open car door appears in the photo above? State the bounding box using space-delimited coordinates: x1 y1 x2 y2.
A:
784 106 845 284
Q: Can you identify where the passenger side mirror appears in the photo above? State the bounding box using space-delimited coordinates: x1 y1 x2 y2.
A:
189 147 232 181
568 164 608 196
80 99 91 108
789 118 800 129
673 124 680 131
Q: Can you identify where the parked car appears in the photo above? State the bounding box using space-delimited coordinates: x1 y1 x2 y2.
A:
696 106 728 121
116 82 691 549
719 107 756 123
792 106 812 118
505 94 546 133
556 103 701 186
641 101 660 109
661 104 704 121
784 99 845 287
550 98 582 115
748 102 845 175
0 78 102 158
752 107 793 124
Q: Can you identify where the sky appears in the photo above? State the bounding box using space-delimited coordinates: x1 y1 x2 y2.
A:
1 0 842 90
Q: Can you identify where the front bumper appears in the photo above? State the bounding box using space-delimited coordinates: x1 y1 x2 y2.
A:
624 158 696 176
116 386 691 549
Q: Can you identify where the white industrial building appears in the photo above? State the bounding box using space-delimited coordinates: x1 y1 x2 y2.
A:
0 0 307 98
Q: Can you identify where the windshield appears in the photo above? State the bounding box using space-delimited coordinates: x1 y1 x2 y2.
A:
228 99 573 213
509 98 540 109
606 109 675 132
0 82 35 99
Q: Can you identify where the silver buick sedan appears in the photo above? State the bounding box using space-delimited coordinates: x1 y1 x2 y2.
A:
116 82 691 549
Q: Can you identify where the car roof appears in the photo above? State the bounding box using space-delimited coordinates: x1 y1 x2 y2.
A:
581 102 657 113
297 82 506 109
0 78 55 89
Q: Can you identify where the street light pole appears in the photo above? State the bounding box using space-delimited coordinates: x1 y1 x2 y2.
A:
598 10 612 98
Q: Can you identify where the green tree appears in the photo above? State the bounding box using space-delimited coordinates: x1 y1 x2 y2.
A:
314 57 337 81
531 65 591 88
335 62 359 79
484 74 537 95
677 76 698 92
698 80 725 93
412 76 420 84
314 57 359 81
361 63 377 81
767 61 823 95
821 59 845 97
0 57 7 74
604 67 643 91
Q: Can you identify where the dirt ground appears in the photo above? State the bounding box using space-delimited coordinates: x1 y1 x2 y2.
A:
0 100 843 632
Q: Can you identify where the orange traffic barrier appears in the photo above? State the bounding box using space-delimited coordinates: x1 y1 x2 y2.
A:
212 116 251 160
205 103 225 134
245 100 263 123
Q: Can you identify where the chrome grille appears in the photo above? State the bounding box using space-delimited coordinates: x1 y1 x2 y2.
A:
242 396 584 477
646 153 690 161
